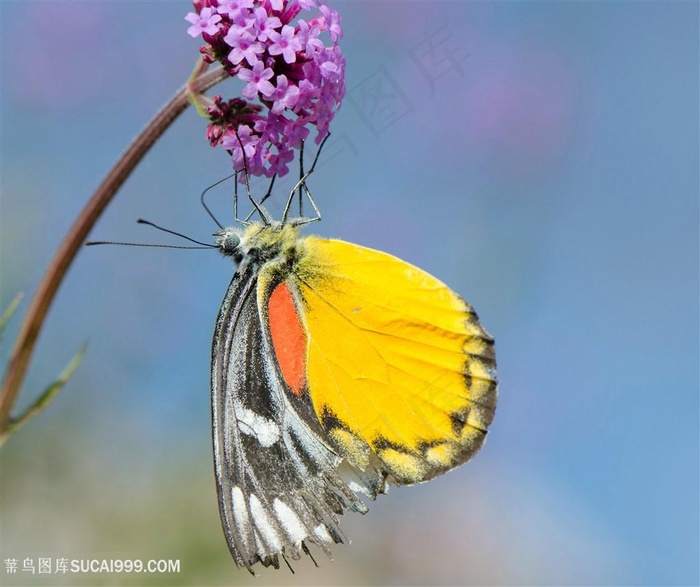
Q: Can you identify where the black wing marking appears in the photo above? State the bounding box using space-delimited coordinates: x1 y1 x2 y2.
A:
211 261 366 571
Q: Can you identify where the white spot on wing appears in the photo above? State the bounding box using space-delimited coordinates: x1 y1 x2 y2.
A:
249 494 282 552
314 523 333 544
235 402 280 447
231 486 250 537
273 498 308 544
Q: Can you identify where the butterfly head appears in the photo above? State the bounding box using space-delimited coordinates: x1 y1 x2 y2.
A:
214 226 244 263
214 222 301 266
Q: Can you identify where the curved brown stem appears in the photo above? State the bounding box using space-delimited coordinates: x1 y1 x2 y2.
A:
0 64 229 433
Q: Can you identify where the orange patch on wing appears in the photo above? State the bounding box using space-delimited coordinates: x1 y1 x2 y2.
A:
268 282 307 396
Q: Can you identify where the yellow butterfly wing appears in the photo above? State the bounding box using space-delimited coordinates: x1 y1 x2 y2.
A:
293 236 497 487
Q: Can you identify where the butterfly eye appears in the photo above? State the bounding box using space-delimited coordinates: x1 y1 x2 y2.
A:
216 230 242 256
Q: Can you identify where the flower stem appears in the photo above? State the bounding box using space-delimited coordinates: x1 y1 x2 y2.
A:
0 63 229 437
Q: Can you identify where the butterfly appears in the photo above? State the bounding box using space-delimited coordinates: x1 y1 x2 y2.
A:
209 163 498 571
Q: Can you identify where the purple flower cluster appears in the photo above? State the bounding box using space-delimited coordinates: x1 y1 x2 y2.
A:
185 0 345 178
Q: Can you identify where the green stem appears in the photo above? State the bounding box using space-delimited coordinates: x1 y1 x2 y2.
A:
0 62 229 437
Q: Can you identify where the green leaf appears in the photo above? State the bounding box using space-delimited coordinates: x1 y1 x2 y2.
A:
1 342 88 446
0 292 23 335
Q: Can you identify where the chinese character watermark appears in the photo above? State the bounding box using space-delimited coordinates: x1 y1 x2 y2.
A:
347 65 414 138
409 24 468 95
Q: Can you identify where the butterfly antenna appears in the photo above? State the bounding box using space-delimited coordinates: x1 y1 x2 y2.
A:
85 240 212 250
135 218 215 247
86 218 216 249
233 127 271 225
201 174 236 230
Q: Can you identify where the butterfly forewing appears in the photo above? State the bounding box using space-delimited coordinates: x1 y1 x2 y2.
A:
211 253 366 570
296 237 497 485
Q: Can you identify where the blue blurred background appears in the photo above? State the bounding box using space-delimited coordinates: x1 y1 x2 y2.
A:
1 2 697 585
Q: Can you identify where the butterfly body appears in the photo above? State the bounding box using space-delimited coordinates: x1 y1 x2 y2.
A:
212 221 497 570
